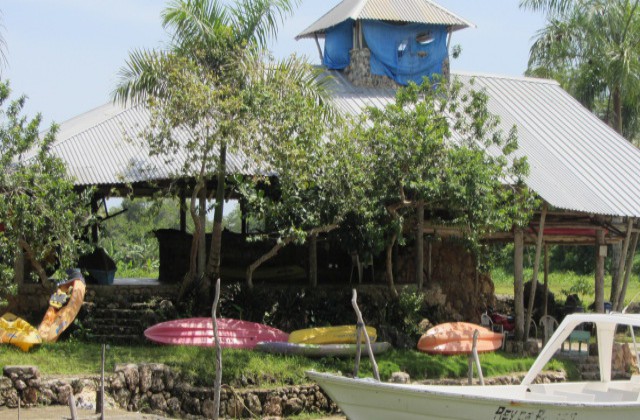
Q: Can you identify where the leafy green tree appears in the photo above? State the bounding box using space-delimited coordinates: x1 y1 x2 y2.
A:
114 0 328 302
237 62 359 287
0 81 92 295
351 78 535 296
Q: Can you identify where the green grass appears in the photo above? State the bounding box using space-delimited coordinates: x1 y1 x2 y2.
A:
0 341 574 386
492 268 640 307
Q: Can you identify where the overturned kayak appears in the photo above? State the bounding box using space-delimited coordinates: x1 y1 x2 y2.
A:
417 322 504 355
289 325 377 345
0 312 42 352
38 272 86 342
144 318 289 349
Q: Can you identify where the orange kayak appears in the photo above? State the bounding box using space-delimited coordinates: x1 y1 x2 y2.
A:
417 322 503 355
38 274 86 342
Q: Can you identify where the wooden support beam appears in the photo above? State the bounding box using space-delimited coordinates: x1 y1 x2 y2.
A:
309 234 318 288
179 188 187 233
526 204 547 340
595 229 606 313
543 245 549 317
514 229 525 341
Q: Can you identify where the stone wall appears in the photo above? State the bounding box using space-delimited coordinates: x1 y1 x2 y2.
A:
344 48 398 88
9 283 179 320
1 364 339 418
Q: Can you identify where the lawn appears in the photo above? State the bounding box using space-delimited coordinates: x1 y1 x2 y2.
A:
0 341 572 386
491 268 640 308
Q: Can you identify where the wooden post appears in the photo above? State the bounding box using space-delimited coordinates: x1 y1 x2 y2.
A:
97 344 105 420
351 289 380 381
68 394 78 420
427 239 432 284
211 278 222 420
353 326 363 377
309 234 318 288
543 245 549 317
595 229 606 313
91 197 99 243
179 188 187 233
514 229 525 341
416 201 424 289
526 205 547 340
612 218 633 308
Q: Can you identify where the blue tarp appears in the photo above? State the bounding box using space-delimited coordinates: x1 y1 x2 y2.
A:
362 21 448 86
323 20 354 70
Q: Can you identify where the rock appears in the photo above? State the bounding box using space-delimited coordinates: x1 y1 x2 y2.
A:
263 396 283 416
150 393 167 411
283 397 304 416
138 364 152 393
115 364 140 392
389 372 411 384
166 397 181 415
13 379 27 391
245 393 262 414
23 387 38 404
56 384 73 405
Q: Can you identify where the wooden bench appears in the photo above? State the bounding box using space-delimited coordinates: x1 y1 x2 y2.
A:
561 330 590 353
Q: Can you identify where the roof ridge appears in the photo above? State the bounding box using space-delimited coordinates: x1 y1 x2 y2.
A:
452 70 560 85
422 0 476 28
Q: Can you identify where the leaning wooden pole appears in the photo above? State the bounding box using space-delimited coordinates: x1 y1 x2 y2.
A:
351 289 380 381
617 231 639 311
211 278 222 420
514 229 525 341
612 218 633 308
526 205 547 340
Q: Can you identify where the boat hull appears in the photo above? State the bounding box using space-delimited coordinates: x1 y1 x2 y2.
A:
256 341 391 357
418 322 503 354
288 325 377 344
144 318 289 349
307 372 640 420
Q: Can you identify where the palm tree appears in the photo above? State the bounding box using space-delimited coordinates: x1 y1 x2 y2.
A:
114 0 330 300
522 0 640 138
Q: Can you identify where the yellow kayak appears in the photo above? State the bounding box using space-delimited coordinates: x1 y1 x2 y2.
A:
288 325 377 344
0 312 42 352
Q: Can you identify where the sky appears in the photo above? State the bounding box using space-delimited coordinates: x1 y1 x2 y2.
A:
2 0 547 128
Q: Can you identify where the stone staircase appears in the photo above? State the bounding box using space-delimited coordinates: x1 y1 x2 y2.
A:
564 354 632 381
76 283 179 344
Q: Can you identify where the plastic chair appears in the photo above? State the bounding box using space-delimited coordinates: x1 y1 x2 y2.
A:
539 315 559 345
481 312 503 333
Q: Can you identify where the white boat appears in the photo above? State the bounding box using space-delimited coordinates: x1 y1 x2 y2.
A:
308 313 640 419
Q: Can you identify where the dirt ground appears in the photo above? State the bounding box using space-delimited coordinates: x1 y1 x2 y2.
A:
0 406 346 420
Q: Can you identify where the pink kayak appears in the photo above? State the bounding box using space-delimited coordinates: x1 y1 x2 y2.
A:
144 318 289 349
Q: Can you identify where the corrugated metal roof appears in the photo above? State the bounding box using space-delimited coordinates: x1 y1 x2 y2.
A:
47 102 256 187
324 70 640 217
51 70 640 217
296 0 473 40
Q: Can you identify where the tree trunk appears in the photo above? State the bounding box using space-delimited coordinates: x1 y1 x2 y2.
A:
309 233 318 288
415 201 424 289
526 205 547 340
206 144 227 299
18 239 52 288
211 278 222 420
514 229 525 341
198 186 207 278
385 233 399 298
178 184 203 300
612 218 633 309
595 229 606 313
246 225 337 289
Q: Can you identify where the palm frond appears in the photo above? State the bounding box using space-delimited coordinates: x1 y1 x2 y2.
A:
232 0 300 50
112 49 173 105
162 0 230 52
